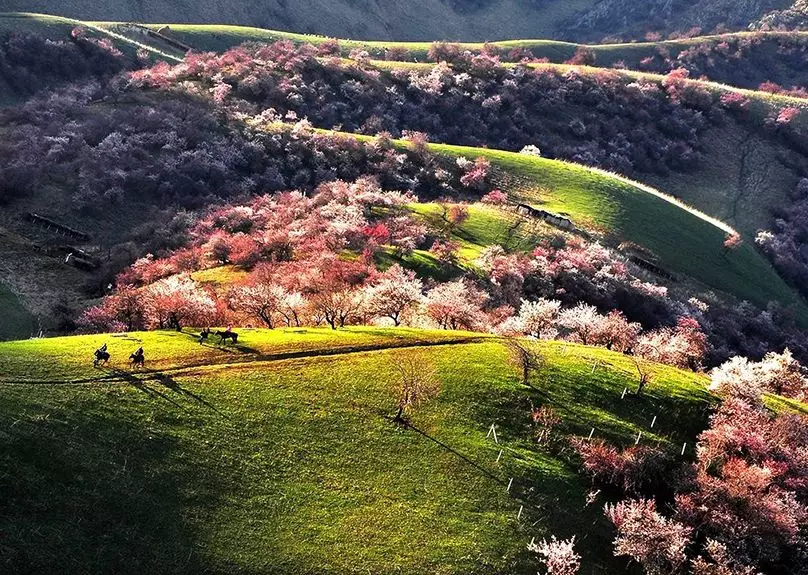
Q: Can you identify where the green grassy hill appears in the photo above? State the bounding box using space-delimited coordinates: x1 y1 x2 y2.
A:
365 133 807 320
11 14 808 90
0 13 181 61
97 20 808 87
0 327 712 573
0 0 790 42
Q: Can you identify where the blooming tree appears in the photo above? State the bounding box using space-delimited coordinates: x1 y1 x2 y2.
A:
229 282 290 328
636 317 707 370
528 535 580 575
423 280 487 330
605 499 692 575
363 265 423 326
304 258 370 329
142 275 217 330
499 298 561 339
710 349 806 402
558 303 602 345
591 310 641 353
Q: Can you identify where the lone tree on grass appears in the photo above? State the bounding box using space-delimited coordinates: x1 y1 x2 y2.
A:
633 358 653 396
392 355 439 422
504 337 544 387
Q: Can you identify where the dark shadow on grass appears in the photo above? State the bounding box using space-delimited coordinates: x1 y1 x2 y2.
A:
109 368 185 410
152 373 227 418
402 420 507 487
0 388 227 573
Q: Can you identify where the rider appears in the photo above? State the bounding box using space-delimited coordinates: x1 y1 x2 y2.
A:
134 346 144 359
97 342 108 354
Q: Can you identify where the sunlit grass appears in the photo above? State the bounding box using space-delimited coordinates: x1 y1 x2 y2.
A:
0 330 714 573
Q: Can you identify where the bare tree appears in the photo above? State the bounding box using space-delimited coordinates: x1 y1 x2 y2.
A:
391 355 440 422
633 358 653 396
504 337 544 387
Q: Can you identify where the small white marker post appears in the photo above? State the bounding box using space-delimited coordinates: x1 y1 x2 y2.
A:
588 427 595 440
507 477 513 492
635 431 642 445
486 423 499 444
651 415 657 428
621 387 628 400
518 505 524 520
496 449 503 463
681 442 687 456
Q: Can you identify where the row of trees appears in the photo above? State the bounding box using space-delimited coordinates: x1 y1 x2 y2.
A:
73 170 808 369
131 41 711 176
78 177 715 370
5 66 806 368
756 178 808 300
631 33 808 91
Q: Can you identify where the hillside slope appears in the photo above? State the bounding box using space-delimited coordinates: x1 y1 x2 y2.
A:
0 1 792 42
0 328 712 573
394 137 805 317
94 22 808 91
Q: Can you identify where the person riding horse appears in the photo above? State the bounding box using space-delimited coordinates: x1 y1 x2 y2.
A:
130 346 145 368
216 327 238 344
93 343 110 367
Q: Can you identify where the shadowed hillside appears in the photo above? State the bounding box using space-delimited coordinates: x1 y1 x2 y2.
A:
0 0 795 42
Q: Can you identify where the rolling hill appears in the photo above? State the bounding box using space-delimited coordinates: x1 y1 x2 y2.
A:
8 13 797 240
9 13 808 92
3 108 803 340
0 1 795 42
3 13 808 340
385 136 806 317
98 21 808 91
1 10 808 575
0 327 713 573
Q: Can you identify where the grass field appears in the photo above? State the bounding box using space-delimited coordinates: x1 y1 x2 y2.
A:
340 133 807 319
0 328 713 573
86 19 808 74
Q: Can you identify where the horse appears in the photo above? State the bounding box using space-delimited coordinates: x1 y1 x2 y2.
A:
93 349 110 367
216 329 238 345
129 350 145 368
